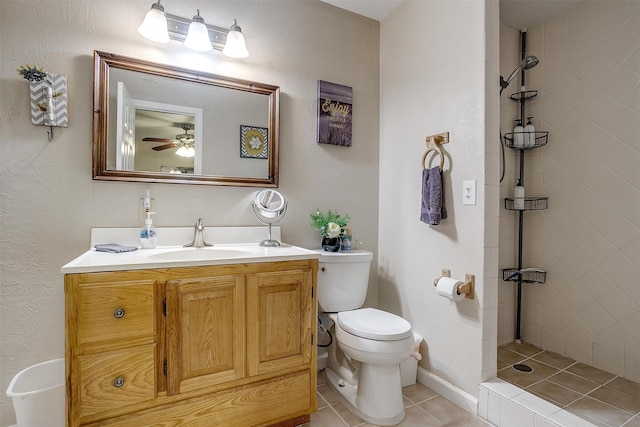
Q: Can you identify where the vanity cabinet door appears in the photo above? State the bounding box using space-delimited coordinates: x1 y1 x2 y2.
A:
165 274 246 395
246 267 314 377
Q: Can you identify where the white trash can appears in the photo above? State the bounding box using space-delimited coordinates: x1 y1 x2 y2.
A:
400 332 423 387
317 346 329 371
6 358 65 427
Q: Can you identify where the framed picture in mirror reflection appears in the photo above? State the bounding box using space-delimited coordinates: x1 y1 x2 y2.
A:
240 125 268 159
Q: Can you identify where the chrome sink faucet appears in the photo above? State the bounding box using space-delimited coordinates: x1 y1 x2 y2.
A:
184 218 213 247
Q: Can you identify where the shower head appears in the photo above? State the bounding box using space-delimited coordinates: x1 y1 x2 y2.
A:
500 55 539 94
521 55 539 70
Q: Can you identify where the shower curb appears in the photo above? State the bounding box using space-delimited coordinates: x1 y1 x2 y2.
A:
479 378 597 427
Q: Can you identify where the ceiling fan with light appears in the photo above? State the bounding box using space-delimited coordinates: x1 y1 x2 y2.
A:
142 122 196 157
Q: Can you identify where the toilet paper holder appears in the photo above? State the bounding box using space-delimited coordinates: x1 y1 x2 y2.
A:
433 269 475 300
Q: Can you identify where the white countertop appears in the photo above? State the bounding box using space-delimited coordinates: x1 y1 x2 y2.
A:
61 243 319 274
61 226 319 274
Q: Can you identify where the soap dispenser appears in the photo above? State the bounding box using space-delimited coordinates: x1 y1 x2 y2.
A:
140 212 157 249
524 117 536 148
513 119 524 148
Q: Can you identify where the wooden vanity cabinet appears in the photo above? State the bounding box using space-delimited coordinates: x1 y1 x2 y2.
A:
65 259 317 427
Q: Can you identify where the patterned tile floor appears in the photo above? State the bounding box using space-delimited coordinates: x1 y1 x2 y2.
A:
498 342 640 427
308 371 491 426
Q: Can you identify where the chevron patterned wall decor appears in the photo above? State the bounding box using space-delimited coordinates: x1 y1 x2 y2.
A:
30 72 68 127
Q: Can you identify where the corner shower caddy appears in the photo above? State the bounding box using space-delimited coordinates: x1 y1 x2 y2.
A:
502 89 548 342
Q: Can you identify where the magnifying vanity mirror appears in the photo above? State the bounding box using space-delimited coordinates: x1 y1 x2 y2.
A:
92 51 280 186
251 189 287 247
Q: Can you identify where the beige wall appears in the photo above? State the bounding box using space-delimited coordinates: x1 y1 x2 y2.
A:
1 0 512 422
379 0 498 396
0 1 380 423
499 1 640 382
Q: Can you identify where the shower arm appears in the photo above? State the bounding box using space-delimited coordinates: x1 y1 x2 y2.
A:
499 68 521 94
499 55 539 95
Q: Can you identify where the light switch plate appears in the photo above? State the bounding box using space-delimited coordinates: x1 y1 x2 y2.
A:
463 180 476 205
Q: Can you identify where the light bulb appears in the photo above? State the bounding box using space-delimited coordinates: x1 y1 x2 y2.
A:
184 10 212 52
138 1 169 43
176 146 195 157
223 19 249 58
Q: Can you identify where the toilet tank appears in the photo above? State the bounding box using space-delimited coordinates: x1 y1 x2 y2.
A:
314 250 373 312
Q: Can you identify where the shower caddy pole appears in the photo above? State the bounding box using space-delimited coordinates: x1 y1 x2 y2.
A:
516 31 527 343
503 30 548 343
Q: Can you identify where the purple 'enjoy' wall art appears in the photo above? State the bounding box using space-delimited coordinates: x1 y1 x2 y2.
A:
317 80 353 147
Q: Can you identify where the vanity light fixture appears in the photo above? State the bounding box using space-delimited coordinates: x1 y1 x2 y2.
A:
184 10 213 51
138 1 170 44
138 2 249 57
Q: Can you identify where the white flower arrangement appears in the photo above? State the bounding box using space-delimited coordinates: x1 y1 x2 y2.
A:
309 209 350 238
325 222 342 238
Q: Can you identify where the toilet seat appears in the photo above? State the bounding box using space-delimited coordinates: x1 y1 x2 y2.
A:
337 308 412 341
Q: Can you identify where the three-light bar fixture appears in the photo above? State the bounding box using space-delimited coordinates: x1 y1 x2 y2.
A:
138 1 249 58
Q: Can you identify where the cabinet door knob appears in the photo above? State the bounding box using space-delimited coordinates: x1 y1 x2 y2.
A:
113 308 125 318
113 376 125 387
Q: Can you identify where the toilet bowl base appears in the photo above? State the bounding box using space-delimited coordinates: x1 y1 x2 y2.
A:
324 367 405 426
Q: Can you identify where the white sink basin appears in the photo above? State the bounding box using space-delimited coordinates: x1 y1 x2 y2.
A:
147 247 261 261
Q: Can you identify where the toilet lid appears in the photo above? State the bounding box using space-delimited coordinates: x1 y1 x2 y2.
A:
337 308 412 341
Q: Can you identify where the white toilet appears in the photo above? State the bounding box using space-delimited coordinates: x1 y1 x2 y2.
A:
315 250 414 426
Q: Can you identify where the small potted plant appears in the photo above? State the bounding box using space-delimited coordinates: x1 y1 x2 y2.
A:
310 209 350 252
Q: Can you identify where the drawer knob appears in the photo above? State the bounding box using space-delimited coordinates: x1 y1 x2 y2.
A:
113 308 125 318
113 376 125 388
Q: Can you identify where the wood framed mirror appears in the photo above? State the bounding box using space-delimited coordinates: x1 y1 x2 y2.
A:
92 51 279 186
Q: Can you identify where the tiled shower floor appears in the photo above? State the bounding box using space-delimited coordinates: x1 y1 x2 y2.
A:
497 342 640 426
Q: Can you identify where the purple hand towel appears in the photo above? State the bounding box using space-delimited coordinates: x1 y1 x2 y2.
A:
420 166 447 225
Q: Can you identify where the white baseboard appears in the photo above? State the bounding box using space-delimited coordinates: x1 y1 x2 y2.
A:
417 366 478 416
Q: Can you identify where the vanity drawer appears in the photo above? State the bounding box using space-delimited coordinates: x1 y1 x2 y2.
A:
78 344 156 419
77 280 155 346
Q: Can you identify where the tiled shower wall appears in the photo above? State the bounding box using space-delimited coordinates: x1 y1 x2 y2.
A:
498 1 640 382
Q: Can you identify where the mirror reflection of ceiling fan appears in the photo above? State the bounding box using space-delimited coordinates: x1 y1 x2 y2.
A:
142 123 195 155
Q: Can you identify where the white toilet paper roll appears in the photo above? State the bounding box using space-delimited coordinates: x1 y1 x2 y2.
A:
436 277 465 302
